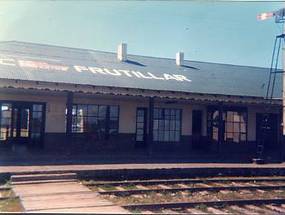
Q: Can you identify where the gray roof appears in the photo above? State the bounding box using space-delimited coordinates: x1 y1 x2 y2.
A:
0 41 281 98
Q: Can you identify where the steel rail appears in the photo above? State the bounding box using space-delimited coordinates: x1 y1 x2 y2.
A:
0 196 19 201
122 198 285 210
0 186 11 191
85 177 285 186
98 184 285 196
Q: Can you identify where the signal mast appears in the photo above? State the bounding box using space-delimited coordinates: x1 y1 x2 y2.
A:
256 8 285 163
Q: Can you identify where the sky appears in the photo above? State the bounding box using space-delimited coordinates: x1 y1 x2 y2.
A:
0 0 284 68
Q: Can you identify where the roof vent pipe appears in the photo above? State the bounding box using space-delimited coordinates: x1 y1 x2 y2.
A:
176 52 184 66
117 43 127 62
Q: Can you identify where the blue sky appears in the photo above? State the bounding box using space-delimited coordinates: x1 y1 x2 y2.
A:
0 0 284 67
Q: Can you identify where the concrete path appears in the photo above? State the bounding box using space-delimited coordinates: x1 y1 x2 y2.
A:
12 181 129 213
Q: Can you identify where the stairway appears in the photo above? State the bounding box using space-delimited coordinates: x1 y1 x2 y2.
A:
11 172 77 185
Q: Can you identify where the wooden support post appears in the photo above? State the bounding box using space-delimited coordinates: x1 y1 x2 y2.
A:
148 97 154 156
218 102 223 154
66 91 73 137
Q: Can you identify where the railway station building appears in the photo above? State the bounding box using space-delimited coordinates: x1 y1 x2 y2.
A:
0 41 282 160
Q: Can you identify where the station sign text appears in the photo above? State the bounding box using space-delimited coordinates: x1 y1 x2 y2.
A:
0 57 192 82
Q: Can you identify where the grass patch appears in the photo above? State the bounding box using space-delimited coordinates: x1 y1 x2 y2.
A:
0 180 11 188
122 184 138 190
99 185 117 191
1 190 14 198
0 198 23 212
129 208 141 214
195 204 207 212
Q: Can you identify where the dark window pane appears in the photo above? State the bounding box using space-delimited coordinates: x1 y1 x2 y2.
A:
137 129 143 135
88 105 98 116
164 131 169 141
137 122 144 129
158 120 164 130
33 104 43 112
109 119 118 129
136 135 143 141
241 123 246 133
153 120 158 129
87 117 98 132
158 131 164 141
170 121 175 130
165 109 170 119
0 103 12 141
175 131 180 141
153 109 158 119
99 106 107 117
137 116 144 123
165 120 170 130
33 112 42 119
175 120 180 130
109 128 118 135
153 130 158 141
241 133 246 141
72 106 76 115
170 131 175 140
77 105 88 117
77 117 84 132
156 109 163 119
110 106 119 118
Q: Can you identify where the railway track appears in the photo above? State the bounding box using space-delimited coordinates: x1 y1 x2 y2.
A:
84 176 285 187
85 176 285 214
97 184 285 196
123 198 285 212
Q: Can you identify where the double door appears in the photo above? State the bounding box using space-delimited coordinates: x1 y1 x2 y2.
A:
0 102 45 145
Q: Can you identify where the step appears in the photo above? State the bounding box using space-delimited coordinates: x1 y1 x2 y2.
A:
11 179 78 185
11 173 77 182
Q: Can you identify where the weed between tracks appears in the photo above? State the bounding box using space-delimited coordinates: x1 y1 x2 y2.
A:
99 184 116 191
0 189 23 213
1 190 15 198
0 198 23 212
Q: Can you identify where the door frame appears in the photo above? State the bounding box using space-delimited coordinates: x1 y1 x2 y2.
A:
0 100 46 146
192 110 203 149
11 103 32 144
135 107 148 147
256 113 279 150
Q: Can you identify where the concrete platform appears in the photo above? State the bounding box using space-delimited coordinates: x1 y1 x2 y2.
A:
2 162 285 179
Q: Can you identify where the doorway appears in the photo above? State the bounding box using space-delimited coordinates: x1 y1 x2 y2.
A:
135 108 147 147
12 103 35 144
0 102 45 146
192 110 202 149
256 113 278 151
